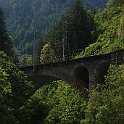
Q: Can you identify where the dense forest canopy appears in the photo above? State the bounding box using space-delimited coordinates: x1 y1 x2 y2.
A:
0 0 124 123
45 0 94 60
0 8 13 57
0 0 106 54
76 0 124 58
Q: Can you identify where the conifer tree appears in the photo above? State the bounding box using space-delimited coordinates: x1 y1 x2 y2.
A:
45 0 93 59
0 8 13 57
66 0 93 55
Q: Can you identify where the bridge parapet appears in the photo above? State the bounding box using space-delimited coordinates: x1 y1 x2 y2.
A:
20 49 124 98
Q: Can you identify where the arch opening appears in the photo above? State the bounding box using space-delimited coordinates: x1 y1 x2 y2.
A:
28 75 59 89
73 66 89 89
95 62 110 84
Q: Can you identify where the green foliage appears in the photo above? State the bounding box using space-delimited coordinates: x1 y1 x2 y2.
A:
19 80 86 124
81 65 124 124
9 64 124 124
0 1 124 124
40 43 56 64
46 0 94 59
0 8 14 57
0 0 106 54
18 54 32 67
18 64 124 124
0 67 12 124
0 50 34 123
107 0 124 7
19 98 48 124
1 40 123 124
76 5 124 58
0 51 34 108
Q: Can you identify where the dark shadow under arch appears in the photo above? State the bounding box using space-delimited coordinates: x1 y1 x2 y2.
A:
95 62 110 84
28 75 59 90
73 66 89 89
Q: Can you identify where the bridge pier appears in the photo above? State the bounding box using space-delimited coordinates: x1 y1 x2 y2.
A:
89 71 96 91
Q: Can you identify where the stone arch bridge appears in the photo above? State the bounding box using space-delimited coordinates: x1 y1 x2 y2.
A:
21 50 124 97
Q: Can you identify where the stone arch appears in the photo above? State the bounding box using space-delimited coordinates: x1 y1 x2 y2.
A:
28 75 59 90
73 65 89 89
95 61 110 84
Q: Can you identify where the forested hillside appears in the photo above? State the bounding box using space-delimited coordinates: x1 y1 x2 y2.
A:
41 0 124 62
76 0 124 58
0 0 124 124
0 0 106 54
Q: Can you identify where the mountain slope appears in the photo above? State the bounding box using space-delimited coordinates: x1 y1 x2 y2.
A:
76 4 124 58
0 0 106 54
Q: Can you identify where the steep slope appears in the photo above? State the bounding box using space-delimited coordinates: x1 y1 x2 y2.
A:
76 4 124 58
0 0 106 54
